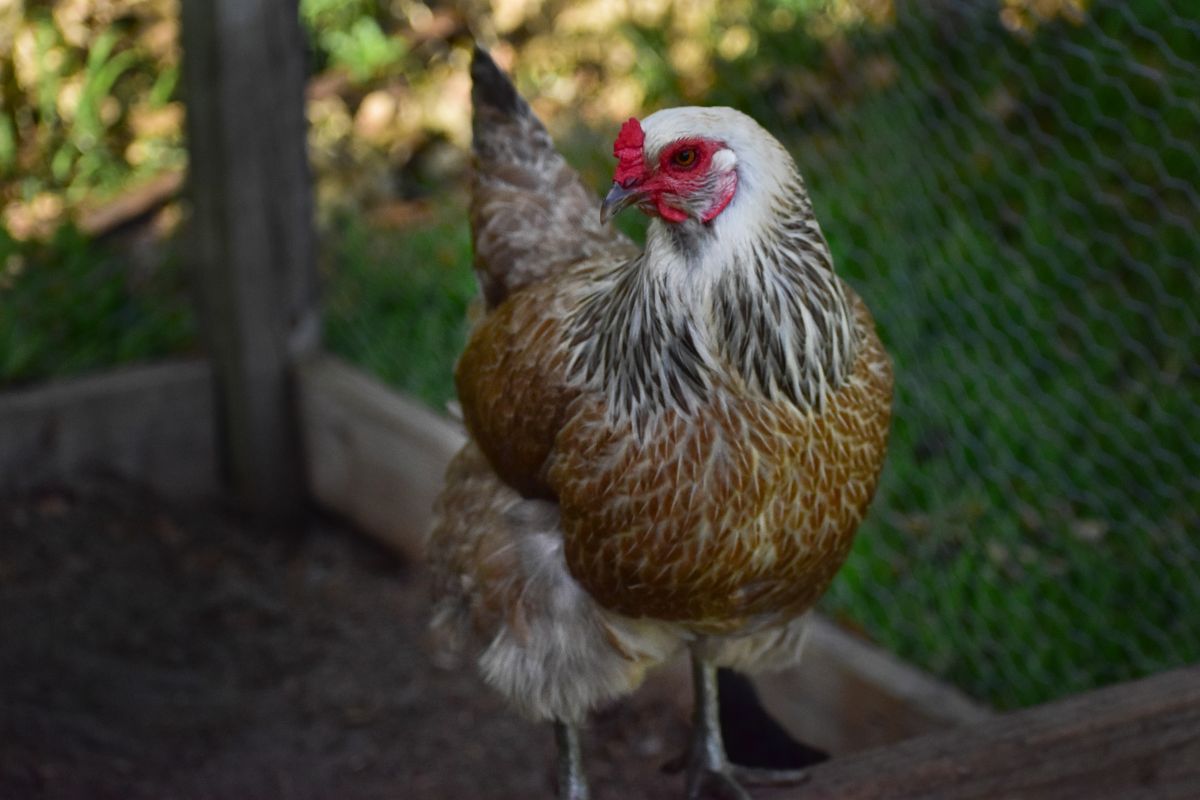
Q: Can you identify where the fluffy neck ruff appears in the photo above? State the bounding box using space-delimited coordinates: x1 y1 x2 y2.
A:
568 164 858 431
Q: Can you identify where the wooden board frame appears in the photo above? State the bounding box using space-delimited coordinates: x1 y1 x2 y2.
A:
0 360 218 499
774 664 1200 799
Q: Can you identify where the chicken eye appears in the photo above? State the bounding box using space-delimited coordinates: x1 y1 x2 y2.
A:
672 148 698 168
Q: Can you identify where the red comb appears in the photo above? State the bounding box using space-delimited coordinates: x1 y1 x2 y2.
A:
613 117 646 186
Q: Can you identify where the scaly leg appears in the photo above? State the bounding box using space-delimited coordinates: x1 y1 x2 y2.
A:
555 720 590 800
684 652 751 800
683 650 811 799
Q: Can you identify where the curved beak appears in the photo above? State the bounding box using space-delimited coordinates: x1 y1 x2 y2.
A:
600 182 643 225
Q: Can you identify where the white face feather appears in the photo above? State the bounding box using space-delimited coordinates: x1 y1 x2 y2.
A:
637 106 806 280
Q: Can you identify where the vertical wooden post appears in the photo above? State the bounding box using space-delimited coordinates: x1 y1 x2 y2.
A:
180 0 318 516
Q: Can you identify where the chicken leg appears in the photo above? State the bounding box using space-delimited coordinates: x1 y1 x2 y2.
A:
556 720 590 800
685 650 751 800
684 648 812 799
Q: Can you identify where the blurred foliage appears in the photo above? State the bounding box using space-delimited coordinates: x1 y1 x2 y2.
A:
0 0 1101 234
302 0 410 81
0 0 184 238
2 0 1197 711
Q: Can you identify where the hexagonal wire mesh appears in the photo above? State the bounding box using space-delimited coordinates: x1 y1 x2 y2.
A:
322 0 1200 711
751 0 1200 709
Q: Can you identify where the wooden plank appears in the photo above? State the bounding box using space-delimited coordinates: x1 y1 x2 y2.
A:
764 665 1200 799
76 170 184 238
179 0 318 516
0 361 218 499
295 354 464 561
296 354 988 752
755 615 991 755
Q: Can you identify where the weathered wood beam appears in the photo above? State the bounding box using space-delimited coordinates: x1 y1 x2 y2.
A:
76 170 184 238
296 353 464 560
0 361 218 499
179 0 318 516
765 664 1200 799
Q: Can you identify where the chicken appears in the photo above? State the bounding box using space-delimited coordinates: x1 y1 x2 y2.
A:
428 46 893 800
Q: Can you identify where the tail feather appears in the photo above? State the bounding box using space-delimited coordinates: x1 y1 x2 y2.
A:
470 45 524 122
469 46 634 308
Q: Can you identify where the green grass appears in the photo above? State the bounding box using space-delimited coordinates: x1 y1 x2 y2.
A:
787 2 1200 708
322 206 477 407
0 226 196 386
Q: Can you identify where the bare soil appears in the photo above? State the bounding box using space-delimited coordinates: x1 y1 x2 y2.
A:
0 477 699 800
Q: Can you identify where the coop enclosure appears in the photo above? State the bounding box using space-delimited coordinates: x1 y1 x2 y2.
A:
2 0 1198 794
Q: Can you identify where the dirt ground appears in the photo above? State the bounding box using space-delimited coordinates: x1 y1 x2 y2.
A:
0 477 819 800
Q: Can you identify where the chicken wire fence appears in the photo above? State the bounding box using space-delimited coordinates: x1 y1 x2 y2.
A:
317 0 1200 712
749 0 1200 709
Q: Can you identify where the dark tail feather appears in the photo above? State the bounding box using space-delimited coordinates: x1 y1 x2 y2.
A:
467 44 633 307
469 45 552 168
470 46 524 119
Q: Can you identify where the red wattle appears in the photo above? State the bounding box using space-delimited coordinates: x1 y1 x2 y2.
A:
701 172 738 223
655 198 688 223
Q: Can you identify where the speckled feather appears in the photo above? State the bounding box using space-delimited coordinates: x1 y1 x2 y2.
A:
429 48 892 722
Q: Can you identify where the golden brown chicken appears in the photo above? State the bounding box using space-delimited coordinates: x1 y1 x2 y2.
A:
428 47 893 800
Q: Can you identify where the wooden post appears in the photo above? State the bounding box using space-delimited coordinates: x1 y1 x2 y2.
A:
179 0 318 516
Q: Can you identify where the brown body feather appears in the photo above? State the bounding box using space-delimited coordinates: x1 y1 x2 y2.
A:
458 263 891 631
